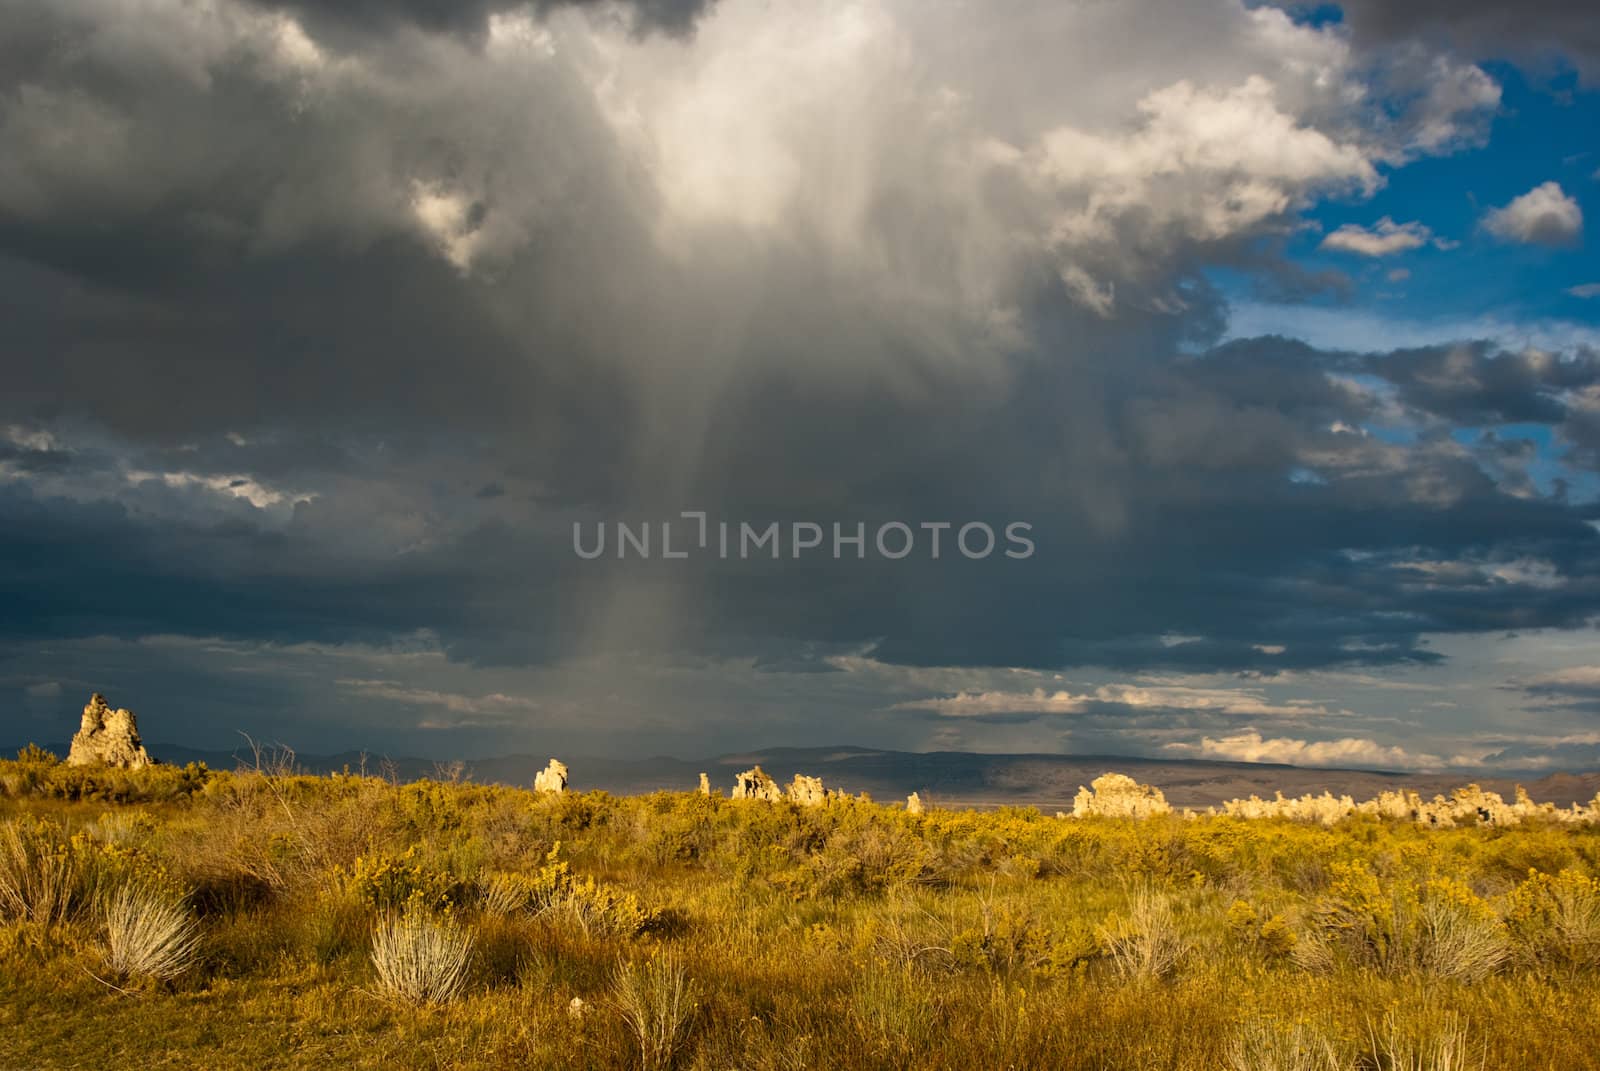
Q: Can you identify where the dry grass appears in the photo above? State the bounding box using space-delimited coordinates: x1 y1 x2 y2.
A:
101 884 202 981
1549 878 1600 968
610 953 698 1071
1419 898 1509 982
369 910 474 1005
1098 888 1189 979
0 821 80 926
1366 1009 1483 1071
477 872 530 918
3 761 1600 1069
1226 1020 1345 1071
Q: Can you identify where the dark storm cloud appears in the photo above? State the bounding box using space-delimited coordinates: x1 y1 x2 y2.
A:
3 0 1597 716
0 440 78 477
1508 669 1600 716
1363 344 1600 428
558 328 1600 673
1478 742 1600 769
240 0 716 41
0 0 660 468
15 259 1600 678
0 478 595 665
1328 0 1600 80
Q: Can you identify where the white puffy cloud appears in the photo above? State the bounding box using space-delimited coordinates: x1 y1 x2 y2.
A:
1024 75 1379 251
895 683 1327 718
1482 181 1584 246
409 183 487 273
1321 217 1436 256
1169 729 1443 769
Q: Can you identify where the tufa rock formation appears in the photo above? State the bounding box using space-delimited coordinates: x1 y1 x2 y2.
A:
787 773 829 806
1071 773 1172 818
1220 790 1356 826
698 772 713 796
905 792 924 816
1061 771 1600 827
533 758 569 794
1214 782 1600 828
731 766 784 802
66 694 154 769
729 768 845 805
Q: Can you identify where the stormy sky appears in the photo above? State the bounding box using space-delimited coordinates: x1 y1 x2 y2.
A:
4 0 1600 771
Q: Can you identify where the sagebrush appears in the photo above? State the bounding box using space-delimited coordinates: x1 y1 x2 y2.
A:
1 754 1598 1069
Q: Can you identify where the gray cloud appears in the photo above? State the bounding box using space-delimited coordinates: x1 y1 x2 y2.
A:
1511 667 1600 715
1328 0 1600 81
1482 183 1585 248
1363 343 1600 427
3 0 1596 756
240 0 716 41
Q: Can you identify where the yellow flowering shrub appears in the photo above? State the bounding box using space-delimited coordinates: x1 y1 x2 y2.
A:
344 846 466 913
556 876 657 937
1258 914 1298 956
1226 898 1260 934
1503 868 1600 969
1308 864 1507 979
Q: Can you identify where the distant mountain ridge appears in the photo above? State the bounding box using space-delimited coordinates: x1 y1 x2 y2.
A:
12 740 1598 810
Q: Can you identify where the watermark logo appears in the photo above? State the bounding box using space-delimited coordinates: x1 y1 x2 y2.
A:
574 513 1034 560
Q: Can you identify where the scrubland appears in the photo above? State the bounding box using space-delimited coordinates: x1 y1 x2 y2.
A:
3 748 1600 1070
